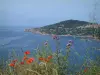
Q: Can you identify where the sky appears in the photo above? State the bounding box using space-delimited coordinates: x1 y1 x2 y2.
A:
0 0 100 27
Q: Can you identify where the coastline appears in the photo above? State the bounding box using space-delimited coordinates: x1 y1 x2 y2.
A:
24 29 99 41
31 31 94 38
40 33 100 41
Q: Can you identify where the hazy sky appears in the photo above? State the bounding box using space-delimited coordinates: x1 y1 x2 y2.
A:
0 0 100 27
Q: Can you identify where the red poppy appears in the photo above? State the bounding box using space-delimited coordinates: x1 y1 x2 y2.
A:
23 56 28 60
20 61 24 65
39 57 44 61
84 67 88 72
48 55 52 59
24 51 30 55
44 58 49 62
26 57 35 64
12 59 17 63
9 63 15 67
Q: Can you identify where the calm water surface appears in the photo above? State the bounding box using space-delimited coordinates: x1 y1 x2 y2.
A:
0 27 100 70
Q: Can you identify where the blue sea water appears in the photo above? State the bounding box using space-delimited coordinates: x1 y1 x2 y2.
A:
0 26 100 71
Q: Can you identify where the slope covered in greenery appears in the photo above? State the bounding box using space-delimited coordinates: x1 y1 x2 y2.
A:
41 19 89 28
39 20 91 35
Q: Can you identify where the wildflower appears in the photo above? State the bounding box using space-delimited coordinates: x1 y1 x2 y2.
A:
26 57 35 64
67 43 72 46
68 40 73 44
9 63 15 67
9 59 18 67
44 58 49 62
84 67 88 72
52 35 59 40
23 56 28 60
24 51 30 55
66 40 73 49
39 56 52 63
66 43 72 49
47 55 52 59
44 41 48 46
39 57 44 61
20 61 24 65
12 59 17 63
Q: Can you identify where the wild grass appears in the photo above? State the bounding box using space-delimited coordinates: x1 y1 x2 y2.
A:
0 35 100 75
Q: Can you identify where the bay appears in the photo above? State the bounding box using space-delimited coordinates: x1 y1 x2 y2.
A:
0 27 100 71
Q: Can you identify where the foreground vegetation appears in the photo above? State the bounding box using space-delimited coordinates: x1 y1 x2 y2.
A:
0 35 100 75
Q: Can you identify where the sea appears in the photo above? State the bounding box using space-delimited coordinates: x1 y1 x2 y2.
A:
0 26 100 72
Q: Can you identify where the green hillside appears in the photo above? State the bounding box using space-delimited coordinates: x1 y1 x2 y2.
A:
41 19 89 28
29 19 100 39
39 20 90 35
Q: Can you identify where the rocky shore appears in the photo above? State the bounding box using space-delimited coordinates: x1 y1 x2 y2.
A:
24 28 96 39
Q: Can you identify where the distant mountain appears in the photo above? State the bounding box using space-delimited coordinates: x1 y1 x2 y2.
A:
41 19 89 29
25 20 100 36
37 19 92 35
25 19 100 39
